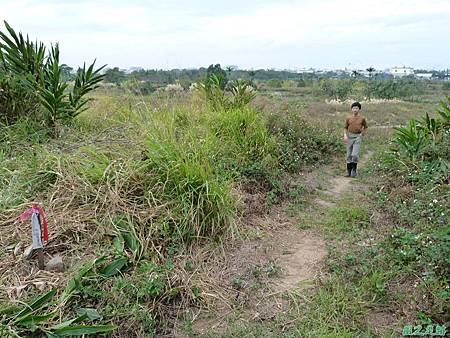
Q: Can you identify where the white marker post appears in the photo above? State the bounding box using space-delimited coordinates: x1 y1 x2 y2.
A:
20 204 49 270
31 211 45 269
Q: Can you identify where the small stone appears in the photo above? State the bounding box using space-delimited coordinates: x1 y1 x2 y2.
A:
23 245 34 259
45 255 65 272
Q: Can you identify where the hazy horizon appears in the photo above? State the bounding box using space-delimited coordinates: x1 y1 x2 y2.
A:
1 0 449 70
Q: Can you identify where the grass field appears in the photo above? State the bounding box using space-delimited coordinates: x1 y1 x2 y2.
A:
1 84 449 337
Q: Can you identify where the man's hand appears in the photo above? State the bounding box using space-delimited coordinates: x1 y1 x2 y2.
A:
343 135 348 143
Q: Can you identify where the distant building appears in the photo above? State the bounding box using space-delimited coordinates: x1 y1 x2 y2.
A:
126 67 144 74
389 67 414 77
295 68 315 74
415 73 433 80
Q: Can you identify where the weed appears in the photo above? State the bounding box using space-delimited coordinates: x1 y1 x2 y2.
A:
322 205 369 238
265 259 282 278
232 277 245 290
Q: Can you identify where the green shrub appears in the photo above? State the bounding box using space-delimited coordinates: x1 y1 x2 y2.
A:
266 79 283 88
267 112 341 172
441 82 450 91
0 72 39 124
319 78 354 100
370 79 424 100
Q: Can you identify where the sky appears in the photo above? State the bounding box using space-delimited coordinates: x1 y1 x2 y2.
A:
0 0 449 70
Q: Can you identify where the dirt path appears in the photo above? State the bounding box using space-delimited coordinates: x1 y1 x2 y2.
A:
192 151 375 334
274 150 374 292
316 150 374 202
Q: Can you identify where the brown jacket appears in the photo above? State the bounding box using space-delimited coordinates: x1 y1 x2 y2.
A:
345 115 367 134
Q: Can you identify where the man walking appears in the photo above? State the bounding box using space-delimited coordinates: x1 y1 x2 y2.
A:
344 102 368 177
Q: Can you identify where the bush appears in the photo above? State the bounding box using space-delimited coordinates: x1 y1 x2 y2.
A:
318 77 424 101
266 79 283 88
319 78 354 100
0 72 39 124
267 112 341 172
121 79 156 95
370 79 424 100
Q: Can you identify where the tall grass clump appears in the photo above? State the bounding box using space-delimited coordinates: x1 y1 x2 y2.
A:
142 128 236 240
211 107 278 185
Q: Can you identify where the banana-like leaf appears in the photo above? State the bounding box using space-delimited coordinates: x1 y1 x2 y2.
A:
51 324 116 336
438 97 450 126
59 259 99 305
15 311 57 327
50 308 101 331
13 289 57 323
99 257 128 277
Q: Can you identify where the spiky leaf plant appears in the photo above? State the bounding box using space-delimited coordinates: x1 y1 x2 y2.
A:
0 21 105 129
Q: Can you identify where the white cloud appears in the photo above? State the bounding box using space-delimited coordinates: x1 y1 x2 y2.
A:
0 0 449 69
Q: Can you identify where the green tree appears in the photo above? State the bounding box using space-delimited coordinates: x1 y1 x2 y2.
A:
178 73 192 90
61 64 75 81
365 67 376 99
104 67 126 84
366 67 376 78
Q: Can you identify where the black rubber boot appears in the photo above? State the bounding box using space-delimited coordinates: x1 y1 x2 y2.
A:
346 163 352 177
350 162 358 177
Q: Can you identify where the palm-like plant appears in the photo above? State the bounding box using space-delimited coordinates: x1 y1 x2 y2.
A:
38 44 69 126
417 112 441 143
229 79 256 109
394 119 427 161
198 73 229 111
0 21 105 129
198 76 257 111
437 96 450 128
69 61 106 117
0 21 45 80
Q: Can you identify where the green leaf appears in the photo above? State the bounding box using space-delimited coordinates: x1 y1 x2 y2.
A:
113 236 124 255
13 289 57 323
99 257 128 277
76 308 101 321
51 324 116 336
51 317 85 331
122 233 139 253
59 259 99 305
16 311 57 327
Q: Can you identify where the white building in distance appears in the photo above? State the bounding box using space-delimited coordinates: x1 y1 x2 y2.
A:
415 73 433 80
389 66 414 77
